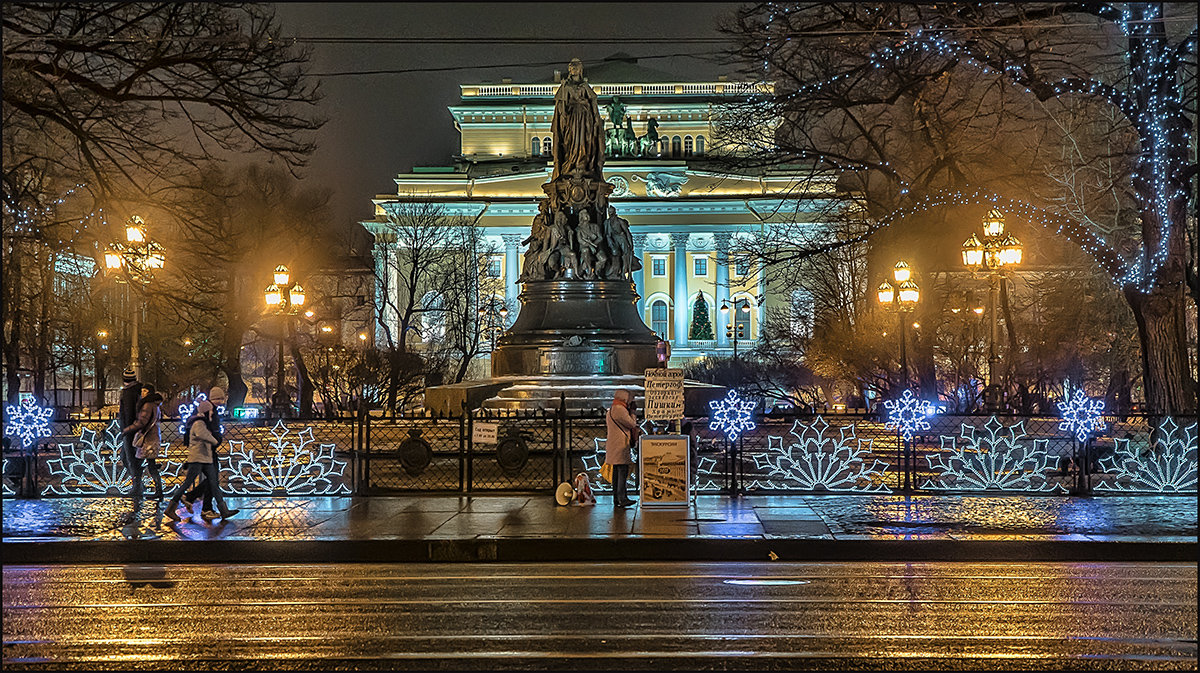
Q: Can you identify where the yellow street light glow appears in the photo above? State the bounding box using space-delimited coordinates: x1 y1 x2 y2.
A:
125 218 146 243
104 250 124 270
304 310 315 318
289 284 305 307
273 265 290 286
264 284 282 306
961 233 984 268
912 322 920 329
320 325 333 333
97 330 108 338
973 306 985 314
358 332 368 341
982 209 1005 238
892 260 911 283
898 279 920 305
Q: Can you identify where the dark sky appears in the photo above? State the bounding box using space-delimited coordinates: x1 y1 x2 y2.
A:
272 3 743 233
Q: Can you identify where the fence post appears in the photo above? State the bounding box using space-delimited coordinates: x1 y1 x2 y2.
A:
464 409 473 493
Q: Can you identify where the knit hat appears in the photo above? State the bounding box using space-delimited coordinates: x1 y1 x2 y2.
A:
208 386 226 403
122 369 137 384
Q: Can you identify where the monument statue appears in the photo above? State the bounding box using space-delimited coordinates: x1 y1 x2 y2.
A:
491 58 659 380
551 58 605 182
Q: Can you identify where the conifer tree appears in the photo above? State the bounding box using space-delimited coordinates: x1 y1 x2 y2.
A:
689 296 715 340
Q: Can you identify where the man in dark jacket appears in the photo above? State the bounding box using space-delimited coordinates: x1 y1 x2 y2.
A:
117 369 145 500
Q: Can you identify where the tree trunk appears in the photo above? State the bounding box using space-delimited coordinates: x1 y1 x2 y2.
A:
999 277 1021 398
289 337 314 419
220 335 248 408
1124 282 1195 414
4 239 23 405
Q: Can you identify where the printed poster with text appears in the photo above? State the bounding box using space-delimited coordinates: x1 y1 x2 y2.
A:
638 435 689 506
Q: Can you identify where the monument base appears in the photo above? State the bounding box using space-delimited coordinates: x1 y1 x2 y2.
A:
490 279 659 377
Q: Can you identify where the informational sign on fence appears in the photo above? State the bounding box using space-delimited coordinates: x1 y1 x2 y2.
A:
638 435 690 506
643 368 685 420
472 421 498 444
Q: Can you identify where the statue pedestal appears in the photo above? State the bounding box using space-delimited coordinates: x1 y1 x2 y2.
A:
491 279 658 377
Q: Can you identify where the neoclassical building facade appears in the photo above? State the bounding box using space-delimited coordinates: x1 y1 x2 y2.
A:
365 56 827 368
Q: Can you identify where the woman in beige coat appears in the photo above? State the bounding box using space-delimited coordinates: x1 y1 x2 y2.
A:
604 389 639 507
164 403 238 522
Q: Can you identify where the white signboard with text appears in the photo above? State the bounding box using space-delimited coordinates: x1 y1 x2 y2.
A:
643 368 685 421
472 421 498 444
638 435 690 507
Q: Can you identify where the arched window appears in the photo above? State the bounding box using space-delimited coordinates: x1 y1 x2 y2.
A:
542 137 552 155
659 137 669 157
651 300 669 340
683 135 694 157
695 135 705 155
531 137 541 156
671 135 682 157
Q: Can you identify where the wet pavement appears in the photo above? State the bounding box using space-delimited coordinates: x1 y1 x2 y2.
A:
3 494 1194 564
4 561 1196 670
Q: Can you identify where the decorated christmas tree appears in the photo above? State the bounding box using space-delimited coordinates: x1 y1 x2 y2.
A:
689 295 715 340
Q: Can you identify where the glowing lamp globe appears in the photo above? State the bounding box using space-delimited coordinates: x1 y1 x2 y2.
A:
982 209 1005 238
961 234 984 268
104 250 124 270
289 284 305 307
892 260 911 283
264 284 282 307
877 281 895 305
273 265 290 286
125 217 146 243
1000 234 1023 266
898 279 920 305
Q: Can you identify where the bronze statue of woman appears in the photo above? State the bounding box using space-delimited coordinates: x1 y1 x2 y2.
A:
551 59 604 182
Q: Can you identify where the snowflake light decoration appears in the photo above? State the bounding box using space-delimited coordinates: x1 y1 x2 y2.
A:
4 396 54 448
708 390 756 442
1096 417 1197 493
1056 389 1106 442
923 417 1063 492
223 420 350 495
177 393 226 434
883 390 932 442
750 417 890 492
2 458 16 497
43 421 182 496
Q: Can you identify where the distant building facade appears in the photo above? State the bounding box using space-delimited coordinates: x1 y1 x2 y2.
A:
365 55 827 369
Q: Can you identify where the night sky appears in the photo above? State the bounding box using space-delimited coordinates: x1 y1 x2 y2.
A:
272 3 743 234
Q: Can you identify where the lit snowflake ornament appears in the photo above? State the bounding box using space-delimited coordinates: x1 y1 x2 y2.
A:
1096 417 1197 493
177 393 226 434
923 417 1063 492
751 416 890 492
4 396 54 448
43 421 182 496
1056 389 1106 442
883 390 932 442
708 390 756 442
224 420 350 495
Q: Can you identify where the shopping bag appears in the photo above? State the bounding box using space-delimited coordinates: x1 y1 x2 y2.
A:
600 462 613 484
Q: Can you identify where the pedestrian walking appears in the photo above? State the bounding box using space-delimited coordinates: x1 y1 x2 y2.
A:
117 369 145 499
181 386 226 515
122 384 165 501
605 389 640 508
165 402 239 522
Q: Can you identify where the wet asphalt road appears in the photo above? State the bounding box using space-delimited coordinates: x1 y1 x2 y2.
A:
4 562 1196 670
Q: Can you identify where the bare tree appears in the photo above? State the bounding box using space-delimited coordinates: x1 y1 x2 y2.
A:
722 2 1197 413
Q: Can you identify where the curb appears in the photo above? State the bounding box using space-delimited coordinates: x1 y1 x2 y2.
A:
4 538 1195 564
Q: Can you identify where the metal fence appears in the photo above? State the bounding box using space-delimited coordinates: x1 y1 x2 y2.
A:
3 410 1196 498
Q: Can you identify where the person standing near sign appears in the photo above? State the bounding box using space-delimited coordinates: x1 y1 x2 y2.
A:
605 389 640 507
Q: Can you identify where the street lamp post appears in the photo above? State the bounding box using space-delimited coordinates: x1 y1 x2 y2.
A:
877 261 920 390
103 216 164 380
264 265 305 418
961 209 1023 412
720 299 752 361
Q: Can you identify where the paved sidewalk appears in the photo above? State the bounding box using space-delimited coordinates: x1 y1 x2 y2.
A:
3 493 1195 563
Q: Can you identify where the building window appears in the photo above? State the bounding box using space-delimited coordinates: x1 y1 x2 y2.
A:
542 137 551 155
486 256 503 278
419 292 445 341
651 300 669 340
735 302 752 340
693 256 707 276
735 260 749 277
531 137 541 156
684 135 693 157
659 137 669 156
651 257 667 277
696 135 705 155
671 135 682 157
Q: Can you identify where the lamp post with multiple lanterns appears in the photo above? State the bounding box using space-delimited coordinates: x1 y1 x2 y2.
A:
877 261 921 390
720 298 753 361
264 265 305 417
961 209 1023 412
103 215 164 379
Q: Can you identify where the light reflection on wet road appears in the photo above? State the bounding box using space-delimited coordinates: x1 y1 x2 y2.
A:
4 562 1196 670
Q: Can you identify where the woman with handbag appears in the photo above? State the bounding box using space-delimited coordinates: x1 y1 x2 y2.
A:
122 384 165 501
604 389 639 508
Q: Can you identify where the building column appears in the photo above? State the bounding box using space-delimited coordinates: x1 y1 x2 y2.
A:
714 232 731 348
632 233 647 316
501 234 522 326
671 233 690 348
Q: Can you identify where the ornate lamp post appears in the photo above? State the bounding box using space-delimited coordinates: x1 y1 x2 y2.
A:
103 215 164 379
264 265 305 417
877 260 920 390
962 209 1023 412
720 298 753 362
